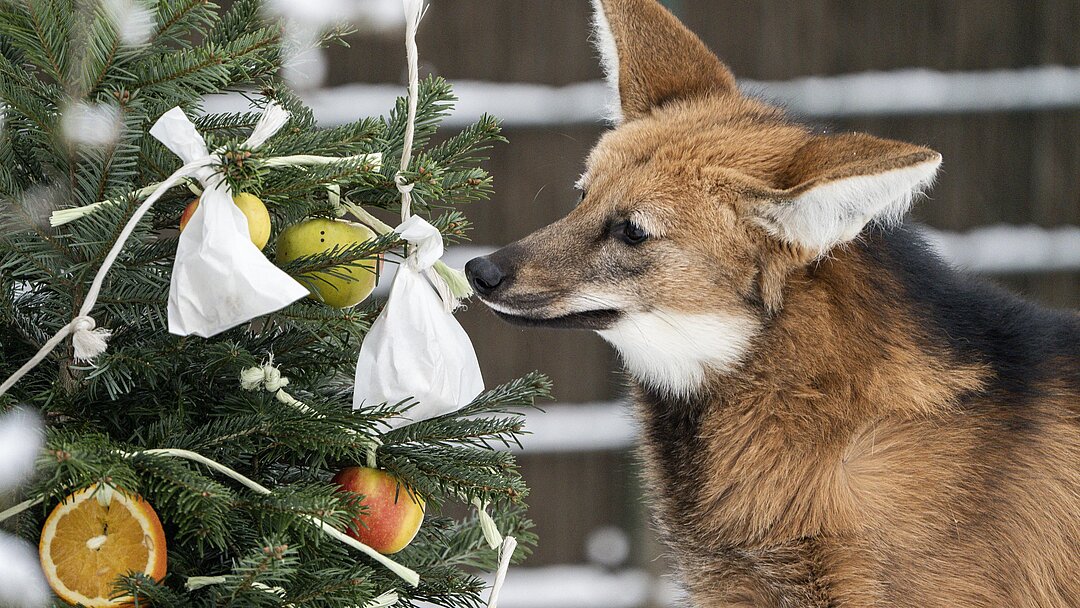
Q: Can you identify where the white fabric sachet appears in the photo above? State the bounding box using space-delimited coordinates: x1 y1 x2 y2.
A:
353 215 484 428
150 106 309 337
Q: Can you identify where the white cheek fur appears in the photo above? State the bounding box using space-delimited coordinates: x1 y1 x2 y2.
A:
598 309 759 398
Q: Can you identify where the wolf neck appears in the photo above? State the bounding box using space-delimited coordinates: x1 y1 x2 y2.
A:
630 230 988 549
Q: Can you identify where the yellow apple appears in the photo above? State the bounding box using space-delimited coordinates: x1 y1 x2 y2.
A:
276 218 380 308
331 466 425 554
179 192 271 250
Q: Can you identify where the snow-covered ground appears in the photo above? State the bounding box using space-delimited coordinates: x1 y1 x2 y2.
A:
481 566 682 608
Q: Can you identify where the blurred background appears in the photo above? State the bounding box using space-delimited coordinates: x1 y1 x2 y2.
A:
251 1 1080 606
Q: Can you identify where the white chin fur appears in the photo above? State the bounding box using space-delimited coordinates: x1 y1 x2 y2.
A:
481 298 528 316
598 310 758 398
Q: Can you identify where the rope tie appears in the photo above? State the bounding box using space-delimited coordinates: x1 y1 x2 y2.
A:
240 358 310 414
240 358 381 464
394 173 415 195
70 315 112 363
240 361 289 393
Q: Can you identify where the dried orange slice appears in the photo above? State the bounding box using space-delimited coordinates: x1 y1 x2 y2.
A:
39 484 167 606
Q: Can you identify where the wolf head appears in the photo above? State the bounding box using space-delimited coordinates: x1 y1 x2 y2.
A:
466 0 941 398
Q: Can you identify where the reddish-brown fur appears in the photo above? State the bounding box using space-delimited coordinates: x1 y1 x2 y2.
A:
468 1 1080 605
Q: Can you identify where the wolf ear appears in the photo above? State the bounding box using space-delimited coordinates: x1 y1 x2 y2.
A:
752 133 942 257
592 0 736 123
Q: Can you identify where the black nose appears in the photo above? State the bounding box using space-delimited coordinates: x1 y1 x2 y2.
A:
465 256 505 296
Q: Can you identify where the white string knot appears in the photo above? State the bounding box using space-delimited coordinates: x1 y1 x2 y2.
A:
240 361 290 393
70 316 111 363
394 172 414 195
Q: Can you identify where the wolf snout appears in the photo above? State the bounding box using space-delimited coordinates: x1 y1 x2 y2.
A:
465 255 506 296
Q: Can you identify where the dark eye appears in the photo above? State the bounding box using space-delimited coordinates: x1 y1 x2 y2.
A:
577 189 586 203
618 221 648 245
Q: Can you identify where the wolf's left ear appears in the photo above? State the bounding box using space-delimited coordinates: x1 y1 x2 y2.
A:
752 133 942 257
592 0 736 123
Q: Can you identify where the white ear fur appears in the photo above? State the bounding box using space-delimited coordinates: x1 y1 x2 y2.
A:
590 0 623 124
760 157 942 256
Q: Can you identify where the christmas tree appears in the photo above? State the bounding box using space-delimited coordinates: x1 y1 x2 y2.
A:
0 1 547 606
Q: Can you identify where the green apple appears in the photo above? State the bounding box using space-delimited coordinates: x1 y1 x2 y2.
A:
331 466 425 554
179 192 271 250
276 218 380 308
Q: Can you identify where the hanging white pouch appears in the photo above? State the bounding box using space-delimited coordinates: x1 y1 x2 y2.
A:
353 215 484 428
150 106 310 337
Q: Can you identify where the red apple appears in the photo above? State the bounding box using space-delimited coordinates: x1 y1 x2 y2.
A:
331 466 425 554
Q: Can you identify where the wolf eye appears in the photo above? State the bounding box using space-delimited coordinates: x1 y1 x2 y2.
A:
617 221 648 245
577 189 587 203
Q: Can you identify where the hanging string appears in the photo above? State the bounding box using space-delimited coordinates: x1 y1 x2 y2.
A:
392 0 462 313
397 0 424 224
472 497 517 608
488 536 518 608
391 2 512 600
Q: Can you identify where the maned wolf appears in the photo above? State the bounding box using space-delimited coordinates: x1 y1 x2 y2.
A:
465 0 1080 606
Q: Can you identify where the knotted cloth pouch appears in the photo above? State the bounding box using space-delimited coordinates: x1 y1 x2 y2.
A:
353 215 484 428
151 106 309 337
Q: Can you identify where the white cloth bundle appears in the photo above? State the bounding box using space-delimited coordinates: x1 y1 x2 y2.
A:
353 216 484 428
151 106 309 337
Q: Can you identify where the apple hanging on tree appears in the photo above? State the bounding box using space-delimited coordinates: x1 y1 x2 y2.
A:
332 466 425 554
277 218 381 308
179 192 271 250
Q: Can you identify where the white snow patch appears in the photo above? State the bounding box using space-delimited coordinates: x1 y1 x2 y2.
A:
102 0 155 47
454 566 680 608
203 65 1080 128
0 408 41 489
514 402 638 454
922 224 1080 273
280 36 329 91
585 526 631 567
267 0 405 90
0 535 49 608
0 409 47 608
202 80 613 129
756 65 1080 117
61 101 121 147
266 0 404 32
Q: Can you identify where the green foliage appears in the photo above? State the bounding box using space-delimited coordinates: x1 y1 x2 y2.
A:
0 1 548 606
